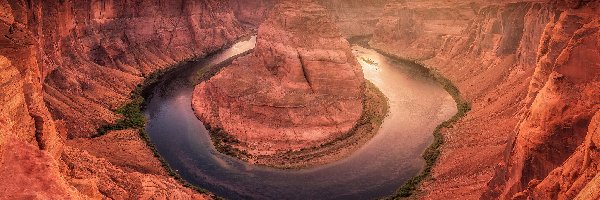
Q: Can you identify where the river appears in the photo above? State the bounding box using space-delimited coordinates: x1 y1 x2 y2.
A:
144 36 457 200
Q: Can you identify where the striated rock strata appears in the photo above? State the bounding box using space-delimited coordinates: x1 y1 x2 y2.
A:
486 3 600 199
317 0 390 37
228 0 277 28
193 0 367 163
371 0 599 199
1 0 263 198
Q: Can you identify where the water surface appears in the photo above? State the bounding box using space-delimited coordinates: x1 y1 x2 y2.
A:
145 37 457 200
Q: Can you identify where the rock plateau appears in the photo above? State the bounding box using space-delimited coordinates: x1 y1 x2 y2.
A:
192 0 374 165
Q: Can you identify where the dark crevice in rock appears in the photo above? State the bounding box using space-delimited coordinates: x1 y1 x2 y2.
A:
297 50 315 92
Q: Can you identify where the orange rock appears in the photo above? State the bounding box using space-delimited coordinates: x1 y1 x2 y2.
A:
1 0 261 198
371 0 599 199
193 0 365 156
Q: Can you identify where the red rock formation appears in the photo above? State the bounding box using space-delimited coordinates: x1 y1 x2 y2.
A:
193 0 365 157
2 0 598 198
1 0 257 198
34 0 245 138
228 0 276 28
371 0 599 199
317 0 390 37
488 3 600 199
61 130 208 199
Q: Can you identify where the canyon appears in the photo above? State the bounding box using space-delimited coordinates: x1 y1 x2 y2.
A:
1 0 599 200
1 0 251 198
191 0 388 168
370 0 600 199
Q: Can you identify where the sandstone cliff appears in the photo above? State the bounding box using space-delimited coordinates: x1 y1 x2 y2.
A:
228 0 276 28
36 0 245 138
193 0 365 159
487 3 600 199
370 0 599 199
1 0 255 198
317 0 389 37
2 0 599 198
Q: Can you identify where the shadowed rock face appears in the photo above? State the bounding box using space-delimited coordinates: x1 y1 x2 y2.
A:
371 0 599 199
1 0 260 199
193 0 365 156
34 0 246 138
1 0 598 199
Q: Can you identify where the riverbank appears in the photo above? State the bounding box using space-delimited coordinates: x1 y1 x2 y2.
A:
90 35 255 198
250 80 389 169
349 35 471 198
381 56 471 199
199 73 389 169
143 38 458 199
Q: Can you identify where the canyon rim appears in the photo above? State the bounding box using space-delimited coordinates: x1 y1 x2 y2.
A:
1 0 599 200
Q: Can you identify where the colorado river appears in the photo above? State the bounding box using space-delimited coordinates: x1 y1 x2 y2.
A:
144 37 457 199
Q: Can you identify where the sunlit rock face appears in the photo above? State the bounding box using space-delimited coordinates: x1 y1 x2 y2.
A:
193 0 364 156
489 5 600 199
371 0 600 199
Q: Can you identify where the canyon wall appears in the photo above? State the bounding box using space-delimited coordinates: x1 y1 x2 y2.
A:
193 0 365 160
36 0 245 138
317 0 389 37
487 3 600 199
228 0 276 28
229 0 390 38
2 0 598 199
0 0 258 198
371 0 599 199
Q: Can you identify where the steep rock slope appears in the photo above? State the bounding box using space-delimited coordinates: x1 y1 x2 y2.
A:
34 0 245 138
228 0 276 28
317 0 390 37
486 3 600 199
1 0 254 198
193 0 365 158
370 0 599 199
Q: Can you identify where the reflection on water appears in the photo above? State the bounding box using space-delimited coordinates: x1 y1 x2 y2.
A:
145 37 457 200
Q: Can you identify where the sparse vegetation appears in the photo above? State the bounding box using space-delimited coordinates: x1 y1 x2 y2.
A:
317 80 388 149
206 126 250 159
91 65 213 196
371 50 471 199
92 35 253 198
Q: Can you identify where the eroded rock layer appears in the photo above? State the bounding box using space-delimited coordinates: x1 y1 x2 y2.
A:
36 0 245 138
371 0 599 199
193 0 365 157
1 0 260 199
317 0 390 37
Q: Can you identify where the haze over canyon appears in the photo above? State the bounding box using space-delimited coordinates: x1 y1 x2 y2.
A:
0 0 598 199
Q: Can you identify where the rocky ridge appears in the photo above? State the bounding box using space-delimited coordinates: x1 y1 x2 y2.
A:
370 0 599 199
192 0 370 165
0 0 258 198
